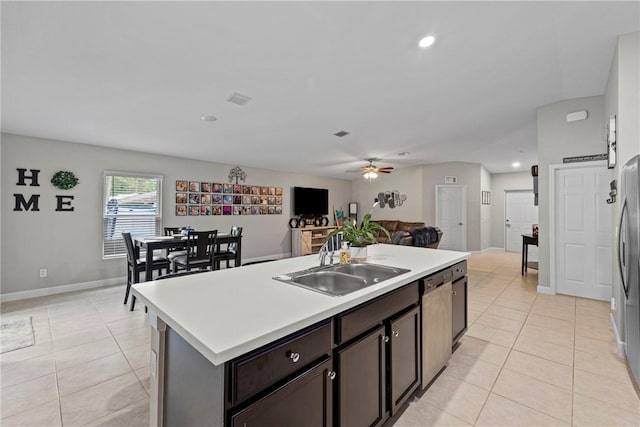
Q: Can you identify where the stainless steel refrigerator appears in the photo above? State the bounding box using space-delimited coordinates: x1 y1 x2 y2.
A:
619 155 640 390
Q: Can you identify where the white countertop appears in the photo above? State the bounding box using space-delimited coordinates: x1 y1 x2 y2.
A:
132 244 469 366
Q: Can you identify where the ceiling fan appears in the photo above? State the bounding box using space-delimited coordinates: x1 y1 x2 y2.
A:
347 158 394 180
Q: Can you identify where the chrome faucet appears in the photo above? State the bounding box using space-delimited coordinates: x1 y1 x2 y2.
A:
319 241 333 266
319 233 342 266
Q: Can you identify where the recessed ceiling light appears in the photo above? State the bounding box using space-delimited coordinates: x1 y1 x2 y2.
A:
512 162 521 168
418 35 436 48
201 115 217 122
397 152 410 156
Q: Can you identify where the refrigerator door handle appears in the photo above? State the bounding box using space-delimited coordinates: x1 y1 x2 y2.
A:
618 198 629 299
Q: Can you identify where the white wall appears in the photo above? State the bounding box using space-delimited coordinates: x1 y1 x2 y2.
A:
536 95 606 289
607 32 640 338
351 166 423 222
490 172 534 248
1 133 352 295
480 165 492 250
422 162 482 251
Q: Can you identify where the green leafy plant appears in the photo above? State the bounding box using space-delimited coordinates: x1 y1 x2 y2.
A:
51 171 79 190
327 211 390 247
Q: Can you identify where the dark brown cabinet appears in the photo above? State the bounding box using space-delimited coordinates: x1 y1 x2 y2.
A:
452 277 467 345
230 357 334 427
337 325 387 427
389 306 421 415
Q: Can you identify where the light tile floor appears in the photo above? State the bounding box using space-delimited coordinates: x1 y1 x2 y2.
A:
1 251 638 426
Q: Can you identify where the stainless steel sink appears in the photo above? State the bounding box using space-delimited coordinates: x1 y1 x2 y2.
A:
273 263 410 297
329 263 409 282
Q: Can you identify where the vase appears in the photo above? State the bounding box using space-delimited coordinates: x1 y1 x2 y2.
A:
350 246 367 262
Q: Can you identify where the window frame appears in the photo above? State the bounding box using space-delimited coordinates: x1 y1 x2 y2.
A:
102 170 163 259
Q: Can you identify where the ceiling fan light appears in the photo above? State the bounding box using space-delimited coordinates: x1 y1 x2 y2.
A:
363 171 378 180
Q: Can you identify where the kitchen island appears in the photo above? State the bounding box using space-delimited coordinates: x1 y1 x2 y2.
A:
132 244 469 426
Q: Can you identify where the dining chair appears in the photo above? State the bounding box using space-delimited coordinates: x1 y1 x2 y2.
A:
122 232 171 311
171 230 219 272
163 227 183 236
214 226 243 269
163 226 187 259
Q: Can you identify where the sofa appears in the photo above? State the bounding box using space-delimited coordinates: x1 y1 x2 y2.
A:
371 220 443 249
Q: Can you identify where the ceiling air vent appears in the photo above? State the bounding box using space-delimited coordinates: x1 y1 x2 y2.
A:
227 92 252 106
334 131 350 137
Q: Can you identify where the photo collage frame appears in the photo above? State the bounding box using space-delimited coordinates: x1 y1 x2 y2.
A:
175 181 283 216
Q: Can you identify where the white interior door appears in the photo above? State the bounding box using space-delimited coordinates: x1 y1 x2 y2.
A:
505 191 539 261
555 164 612 301
436 185 466 251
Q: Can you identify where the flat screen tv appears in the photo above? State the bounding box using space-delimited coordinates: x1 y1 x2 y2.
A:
293 186 329 217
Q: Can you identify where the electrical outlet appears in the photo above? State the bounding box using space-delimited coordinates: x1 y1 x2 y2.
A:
611 297 616 311
39 269 47 278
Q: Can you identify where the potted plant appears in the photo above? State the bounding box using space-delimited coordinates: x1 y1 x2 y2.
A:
327 208 390 261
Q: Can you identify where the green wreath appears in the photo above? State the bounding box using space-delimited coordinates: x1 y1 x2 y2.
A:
51 171 79 190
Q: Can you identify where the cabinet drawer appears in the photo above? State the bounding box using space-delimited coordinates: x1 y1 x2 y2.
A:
230 320 332 405
451 261 467 281
230 356 333 427
337 282 419 344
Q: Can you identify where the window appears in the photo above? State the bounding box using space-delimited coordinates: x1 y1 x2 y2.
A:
103 171 163 258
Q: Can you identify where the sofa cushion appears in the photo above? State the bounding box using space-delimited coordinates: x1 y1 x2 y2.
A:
396 221 425 232
374 220 399 233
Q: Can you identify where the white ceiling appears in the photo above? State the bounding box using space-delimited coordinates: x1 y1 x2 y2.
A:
2 1 639 178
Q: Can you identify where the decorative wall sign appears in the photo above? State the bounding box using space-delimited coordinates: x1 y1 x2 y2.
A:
562 154 607 163
376 190 407 208
175 179 282 216
13 168 75 212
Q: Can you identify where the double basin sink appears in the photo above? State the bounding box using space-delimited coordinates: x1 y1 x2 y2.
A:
273 262 411 297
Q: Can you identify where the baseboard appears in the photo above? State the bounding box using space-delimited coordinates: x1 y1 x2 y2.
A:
0 276 126 302
536 285 555 295
473 247 504 254
610 312 626 356
2 253 293 302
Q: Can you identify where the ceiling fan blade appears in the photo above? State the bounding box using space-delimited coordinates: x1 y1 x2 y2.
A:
377 167 394 171
345 169 363 173
378 170 393 174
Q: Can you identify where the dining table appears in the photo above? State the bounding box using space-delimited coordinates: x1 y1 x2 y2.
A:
134 233 242 282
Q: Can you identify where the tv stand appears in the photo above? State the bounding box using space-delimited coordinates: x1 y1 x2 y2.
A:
291 226 337 256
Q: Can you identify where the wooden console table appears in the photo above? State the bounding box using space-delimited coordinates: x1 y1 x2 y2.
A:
521 234 538 275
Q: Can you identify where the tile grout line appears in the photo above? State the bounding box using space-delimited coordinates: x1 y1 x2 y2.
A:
46 297 64 427
471 267 539 425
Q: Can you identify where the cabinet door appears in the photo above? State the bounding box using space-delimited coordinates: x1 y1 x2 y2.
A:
301 231 313 255
337 325 387 427
452 277 467 344
389 306 420 415
230 357 333 427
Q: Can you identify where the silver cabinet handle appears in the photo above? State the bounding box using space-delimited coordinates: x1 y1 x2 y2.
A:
327 371 336 380
393 330 399 337
289 352 300 363
383 335 390 343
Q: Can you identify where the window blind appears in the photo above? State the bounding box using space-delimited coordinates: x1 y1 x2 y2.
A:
103 172 163 258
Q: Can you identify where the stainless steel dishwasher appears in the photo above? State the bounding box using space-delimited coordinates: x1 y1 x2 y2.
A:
421 269 453 388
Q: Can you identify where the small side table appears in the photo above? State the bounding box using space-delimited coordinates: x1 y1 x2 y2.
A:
521 234 539 275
